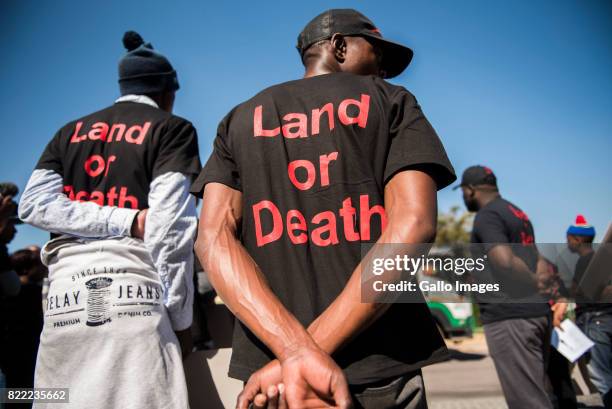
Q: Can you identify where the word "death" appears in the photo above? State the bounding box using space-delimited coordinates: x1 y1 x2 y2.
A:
253 194 386 247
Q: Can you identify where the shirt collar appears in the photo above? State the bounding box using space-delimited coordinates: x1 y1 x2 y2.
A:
115 94 159 108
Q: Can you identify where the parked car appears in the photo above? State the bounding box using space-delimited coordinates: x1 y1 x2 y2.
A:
421 246 475 339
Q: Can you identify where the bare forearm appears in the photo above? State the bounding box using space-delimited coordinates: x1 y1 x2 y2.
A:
487 246 539 299
511 256 538 286
308 218 435 354
503 254 538 288
308 171 437 354
197 231 315 360
196 183 315 361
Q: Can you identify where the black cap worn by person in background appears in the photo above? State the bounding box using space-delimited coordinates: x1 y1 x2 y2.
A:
453 166 498 190
118 31 179 96
297 9 414 79
0 182 23 224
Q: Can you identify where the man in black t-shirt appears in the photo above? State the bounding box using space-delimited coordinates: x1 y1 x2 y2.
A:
192 9 455 409
567 215 612 407
18 32 200 409
457 166 553 409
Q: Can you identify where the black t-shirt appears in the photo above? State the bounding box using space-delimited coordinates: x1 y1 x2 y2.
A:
470 197 550 324
574 252 612 316
36 101 201 210
191 72 456 384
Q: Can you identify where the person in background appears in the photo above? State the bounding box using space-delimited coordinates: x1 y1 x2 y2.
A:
1 248 45 401
0 182 22 405
457 165 554 409
555 246 579 291
0 183 21 297
568 215 612 408
18 31 200 409
539 257 577 409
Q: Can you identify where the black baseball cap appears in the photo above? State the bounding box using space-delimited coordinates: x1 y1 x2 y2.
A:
453 166 497 190
297 9 414 79
0 182 22 224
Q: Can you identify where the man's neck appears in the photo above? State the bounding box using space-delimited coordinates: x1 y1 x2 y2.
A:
303 60 339 78
477 193 500 210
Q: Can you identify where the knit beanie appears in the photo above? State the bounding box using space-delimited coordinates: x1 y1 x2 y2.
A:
567 214 596 237
118 31 179 96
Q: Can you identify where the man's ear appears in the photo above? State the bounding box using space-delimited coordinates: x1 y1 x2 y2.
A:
330 33 347 63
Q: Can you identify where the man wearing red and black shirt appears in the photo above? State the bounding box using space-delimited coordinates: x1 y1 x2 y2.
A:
193 9 456 409
19 31 200 409
457 165 553 409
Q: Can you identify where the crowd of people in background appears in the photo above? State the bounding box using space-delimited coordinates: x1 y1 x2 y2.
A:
0 183 45 401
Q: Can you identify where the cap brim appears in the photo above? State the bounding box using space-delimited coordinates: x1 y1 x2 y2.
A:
452 184 464 191
361 33 413 79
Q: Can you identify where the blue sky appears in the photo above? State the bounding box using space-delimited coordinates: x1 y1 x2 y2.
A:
1 0 610 251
